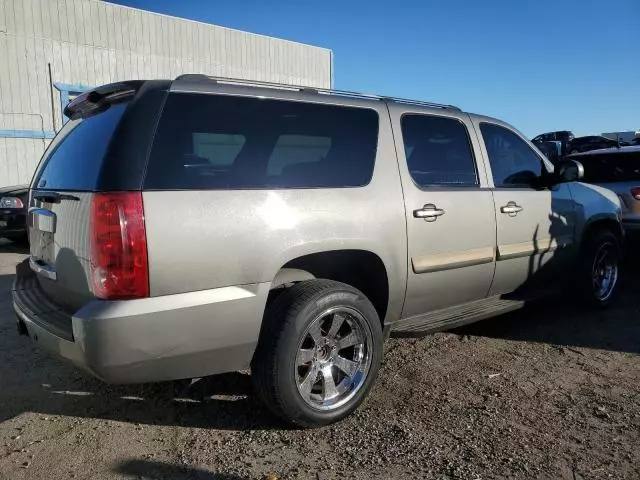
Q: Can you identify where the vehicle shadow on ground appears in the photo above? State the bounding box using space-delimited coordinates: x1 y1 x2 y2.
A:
0 269 282 429
454 253 640 354
115 459 248 479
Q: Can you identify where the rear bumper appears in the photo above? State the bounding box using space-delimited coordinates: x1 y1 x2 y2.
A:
0 209 26 237
13 263 270 384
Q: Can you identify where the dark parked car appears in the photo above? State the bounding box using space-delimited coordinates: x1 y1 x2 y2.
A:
566 136 621 155
532 130 575 156
533 141 560 163
0 185 28 242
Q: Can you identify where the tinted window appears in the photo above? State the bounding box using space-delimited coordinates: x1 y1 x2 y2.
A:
145 94 379 189
480 123 544 187
401 114 478 187
267 135 332 175
580 152 640 183
192 133 246 167
33 103 128 190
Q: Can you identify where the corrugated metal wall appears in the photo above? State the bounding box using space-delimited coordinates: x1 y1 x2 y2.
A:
0 0 332 186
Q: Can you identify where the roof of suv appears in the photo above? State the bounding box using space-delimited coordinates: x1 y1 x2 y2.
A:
171 73 464 113
169 74 522 130
169 75 538 150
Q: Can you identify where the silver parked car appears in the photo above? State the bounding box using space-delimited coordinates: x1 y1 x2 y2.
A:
14 76 623 427
565 146 640 238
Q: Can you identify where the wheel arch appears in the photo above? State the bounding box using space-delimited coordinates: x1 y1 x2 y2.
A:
580 215 624 248
269 249 392 328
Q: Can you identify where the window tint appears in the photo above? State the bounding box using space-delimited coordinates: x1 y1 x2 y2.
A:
267 135 331 175
192 133 246 167
33 103 128 190
480 123 544 188
145 94 379 189
580 152 640 183
401 114 478 187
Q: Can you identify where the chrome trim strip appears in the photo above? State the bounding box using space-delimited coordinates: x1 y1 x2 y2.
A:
29 257 57 281
497 237 572 261
412 247 495 274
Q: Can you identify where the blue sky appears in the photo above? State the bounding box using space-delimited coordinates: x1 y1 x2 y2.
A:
110 0 639 138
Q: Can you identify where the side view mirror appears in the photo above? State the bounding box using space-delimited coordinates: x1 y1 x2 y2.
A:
554 159 584 184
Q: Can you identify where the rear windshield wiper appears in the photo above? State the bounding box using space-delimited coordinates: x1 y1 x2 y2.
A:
32 191 80 203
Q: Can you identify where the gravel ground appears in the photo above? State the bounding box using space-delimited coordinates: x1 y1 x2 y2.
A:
0 240 639 480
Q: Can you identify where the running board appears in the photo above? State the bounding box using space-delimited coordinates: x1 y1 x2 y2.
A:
392 295 532 335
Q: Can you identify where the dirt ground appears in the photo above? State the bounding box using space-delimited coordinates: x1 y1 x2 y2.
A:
0 239 638 480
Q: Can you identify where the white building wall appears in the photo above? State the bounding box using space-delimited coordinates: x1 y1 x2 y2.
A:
0 0 332 185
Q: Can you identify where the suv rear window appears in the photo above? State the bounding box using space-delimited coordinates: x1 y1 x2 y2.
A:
33 103 128 190
144 94 379 190
579 152 640 183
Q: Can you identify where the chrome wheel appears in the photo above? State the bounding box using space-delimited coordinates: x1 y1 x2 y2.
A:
592 242 618 302
295 306 372 411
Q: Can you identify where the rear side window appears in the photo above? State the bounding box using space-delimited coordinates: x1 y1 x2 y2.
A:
580 152 640 183
33 103 128 190
144 94 379 189
401 114 478 187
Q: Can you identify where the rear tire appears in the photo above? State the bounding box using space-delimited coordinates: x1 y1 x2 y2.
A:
575 230 621 308
252 280 383 428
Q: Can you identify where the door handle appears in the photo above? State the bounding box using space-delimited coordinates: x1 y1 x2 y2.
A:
501 202 523 216
413 204 446 222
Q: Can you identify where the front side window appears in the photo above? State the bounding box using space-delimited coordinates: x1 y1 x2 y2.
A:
145 94 379 190
480 123 544 188
401 114 478 187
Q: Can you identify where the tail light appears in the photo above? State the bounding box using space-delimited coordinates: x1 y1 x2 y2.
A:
90 192 149 299
0 196 24 209
632 187 640 201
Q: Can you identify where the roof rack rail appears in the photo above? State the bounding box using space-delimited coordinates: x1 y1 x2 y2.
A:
174 74 461 111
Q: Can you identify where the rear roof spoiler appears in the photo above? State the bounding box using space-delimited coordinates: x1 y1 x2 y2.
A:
64 81 145 120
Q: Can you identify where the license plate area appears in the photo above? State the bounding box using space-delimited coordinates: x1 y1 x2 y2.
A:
29 208 57 267
30 208 57 233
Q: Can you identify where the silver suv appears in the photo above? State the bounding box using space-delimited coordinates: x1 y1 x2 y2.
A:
565 146 640 238
14 76 623 427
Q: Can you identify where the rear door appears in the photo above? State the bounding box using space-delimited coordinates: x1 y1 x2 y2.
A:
388 105 497 318
29 101 130 311
27 82 167 312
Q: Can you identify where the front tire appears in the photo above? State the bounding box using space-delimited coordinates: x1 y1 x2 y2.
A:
575 230 621 308
252 280 383 428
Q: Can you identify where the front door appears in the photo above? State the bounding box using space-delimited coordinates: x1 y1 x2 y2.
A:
474 121 576 297
389 106 497 319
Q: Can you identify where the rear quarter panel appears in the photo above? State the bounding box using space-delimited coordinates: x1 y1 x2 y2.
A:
142 99 408 326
